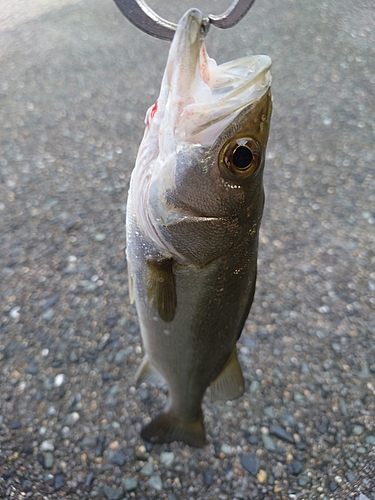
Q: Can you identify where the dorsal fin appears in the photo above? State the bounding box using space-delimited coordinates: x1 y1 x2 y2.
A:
146 257 177 322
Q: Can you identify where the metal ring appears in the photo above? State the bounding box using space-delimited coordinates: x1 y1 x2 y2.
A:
113 0 257 41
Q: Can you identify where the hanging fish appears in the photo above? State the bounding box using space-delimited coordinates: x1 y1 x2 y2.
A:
126 8 272 447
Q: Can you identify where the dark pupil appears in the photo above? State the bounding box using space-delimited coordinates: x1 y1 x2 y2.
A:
232 145 253 169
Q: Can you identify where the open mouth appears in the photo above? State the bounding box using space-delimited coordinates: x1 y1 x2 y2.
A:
157 10 272 147
182 52 272 145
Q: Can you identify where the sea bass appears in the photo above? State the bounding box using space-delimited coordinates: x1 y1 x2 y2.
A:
126 8 272 447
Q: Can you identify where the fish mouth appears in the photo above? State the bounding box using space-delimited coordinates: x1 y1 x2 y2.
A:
184 54 272 145
159 9 272 147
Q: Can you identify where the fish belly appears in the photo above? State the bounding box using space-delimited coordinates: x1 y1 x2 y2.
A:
126 206 258 446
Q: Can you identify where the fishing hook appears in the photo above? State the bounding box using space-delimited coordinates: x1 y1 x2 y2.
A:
112 0 257 41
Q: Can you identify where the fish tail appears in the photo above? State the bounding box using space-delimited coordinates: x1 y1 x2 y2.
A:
141 409 205 448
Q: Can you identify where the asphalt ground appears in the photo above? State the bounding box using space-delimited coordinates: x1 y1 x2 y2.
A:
0 0 374 498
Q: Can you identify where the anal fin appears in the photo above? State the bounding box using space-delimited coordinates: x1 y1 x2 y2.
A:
209 349 245 402
146 257 177 322
136 358 166 386
141 409 205 448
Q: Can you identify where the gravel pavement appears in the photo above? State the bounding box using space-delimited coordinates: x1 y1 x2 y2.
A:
1 0 374 498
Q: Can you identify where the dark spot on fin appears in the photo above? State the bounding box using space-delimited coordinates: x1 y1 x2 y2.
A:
146 257 177 322
141 409 205 448
209 349 244 402
136 357 166 386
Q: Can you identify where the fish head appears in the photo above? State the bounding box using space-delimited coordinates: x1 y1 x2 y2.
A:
131 9 272 260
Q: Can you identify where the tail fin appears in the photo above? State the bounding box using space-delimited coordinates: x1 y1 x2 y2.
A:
141 410 205 448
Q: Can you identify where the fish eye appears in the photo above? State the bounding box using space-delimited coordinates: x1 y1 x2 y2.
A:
232 145 253 169
220 137 261 180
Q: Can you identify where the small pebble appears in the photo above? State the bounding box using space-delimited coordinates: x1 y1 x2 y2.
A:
110 449 126 466
365 435 375 445
123 477 137 492
53 374 65 388
94 233 106 242
65 412 80 425
53 472 65 491
352 425 364 435
102 485 124 500
69 351 79 363
301 362 310 374
21 439 33 455
220 443 232 456
40 439 55 452
44 452 54 469
294 391 304 401
286 453 294 463
204 470 213 486
148 475 163 491
257 469 267 484
95 436 106 457
82 436 97 448
9 420 22 430
42 294 60 310
358 365 370 379
135 445 148 460
42 309 54 320
141 458 154 476
22 479 33 492
262 434 276 452
80 281 98 292
249 380 260 393
288 460 302 475
264 407 275 419
316 416 330 434
240 454 260 475
329 480 338 491
160 451 175 467
85 471 96 490
339 397 349 417
3 469 16 480
26 361 39 374
248 435 258 445
345 470 356 482
298 475 310 486
269 424 294 444
280 412 296 427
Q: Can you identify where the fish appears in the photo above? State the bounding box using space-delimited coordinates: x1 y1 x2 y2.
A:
126 8 272 447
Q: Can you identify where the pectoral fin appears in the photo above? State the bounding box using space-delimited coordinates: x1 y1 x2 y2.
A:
146 257 177 322
209 349 245 402
136 357 166 386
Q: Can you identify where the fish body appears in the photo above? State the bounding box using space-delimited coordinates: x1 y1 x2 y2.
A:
126 9 272 447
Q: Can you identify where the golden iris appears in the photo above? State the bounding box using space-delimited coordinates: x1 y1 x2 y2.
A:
220 137 261 180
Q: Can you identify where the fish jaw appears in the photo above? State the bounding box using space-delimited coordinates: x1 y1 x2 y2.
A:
130 9 271 258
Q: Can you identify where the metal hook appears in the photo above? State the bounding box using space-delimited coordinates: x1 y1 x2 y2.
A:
113 0 257 41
